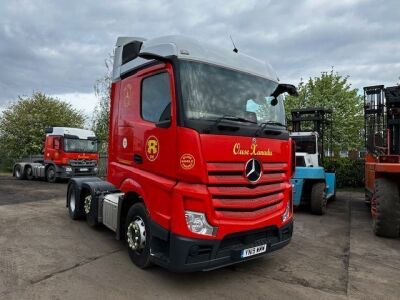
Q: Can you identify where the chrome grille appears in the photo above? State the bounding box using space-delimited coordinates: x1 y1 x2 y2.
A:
207 162 288 220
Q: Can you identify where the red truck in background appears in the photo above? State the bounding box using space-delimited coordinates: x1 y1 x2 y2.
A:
66 35 297 272
14 127 99 182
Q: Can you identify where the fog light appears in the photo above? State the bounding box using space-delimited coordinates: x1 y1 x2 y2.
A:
93 167 98 173
65 167 72 172
185 211 217 236
281 202 291 222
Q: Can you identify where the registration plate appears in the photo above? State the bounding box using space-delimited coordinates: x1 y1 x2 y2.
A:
241 244 267 258
80 168 89 172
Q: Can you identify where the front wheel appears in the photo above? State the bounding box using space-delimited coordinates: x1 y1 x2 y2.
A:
125 203 152 269
46 165 57 183
310 182 327 215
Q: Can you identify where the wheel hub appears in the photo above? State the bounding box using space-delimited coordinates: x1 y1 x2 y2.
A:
127 217 146 252
84 195 92 214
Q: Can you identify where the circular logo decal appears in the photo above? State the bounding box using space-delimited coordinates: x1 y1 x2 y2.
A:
180 154 195 170
244 158 262 183
146 136 159 161
122 138 128 149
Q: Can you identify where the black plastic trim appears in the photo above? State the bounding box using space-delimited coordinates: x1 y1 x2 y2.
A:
149 220 293 272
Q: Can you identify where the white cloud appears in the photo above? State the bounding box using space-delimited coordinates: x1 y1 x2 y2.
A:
51 92 98 119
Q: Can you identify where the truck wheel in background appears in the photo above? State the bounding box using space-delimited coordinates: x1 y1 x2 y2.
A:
365 191 371 208
125 203 152 269
310 182 327 215
372 178 400 238
25 166 34 180
67 184 83 220
83 190 99 227
14 164 25 180
46 165 57 183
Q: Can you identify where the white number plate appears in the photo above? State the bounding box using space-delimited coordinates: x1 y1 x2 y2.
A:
241 244 267 258
80 168 89 171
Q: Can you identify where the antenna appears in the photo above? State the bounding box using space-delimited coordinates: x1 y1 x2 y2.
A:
230 35 238 53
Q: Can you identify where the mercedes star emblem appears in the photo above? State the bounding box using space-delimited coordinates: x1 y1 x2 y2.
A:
245 158 262 183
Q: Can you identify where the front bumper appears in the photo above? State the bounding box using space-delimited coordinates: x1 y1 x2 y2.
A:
56 165 98 178
150 220 293 272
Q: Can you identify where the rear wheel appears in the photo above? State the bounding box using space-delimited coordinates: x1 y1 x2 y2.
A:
25 166 34 180
310 182 327 215
46 165 57 183
372 178 400 238
67 184 82 220
14 165 25 180
125 203 152 269
84 191 98 227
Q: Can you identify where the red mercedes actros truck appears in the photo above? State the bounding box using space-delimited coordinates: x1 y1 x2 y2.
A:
14 127 99 182
66 36 297 272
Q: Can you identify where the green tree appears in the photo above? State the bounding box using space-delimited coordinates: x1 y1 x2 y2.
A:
0 92 85 161
285 70 364 153
92 55 113 152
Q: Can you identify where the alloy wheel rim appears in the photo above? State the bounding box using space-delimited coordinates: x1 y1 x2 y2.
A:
127 216 146 253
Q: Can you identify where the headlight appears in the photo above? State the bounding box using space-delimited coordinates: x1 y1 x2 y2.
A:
185 211 217 236
65 167 72 172
93 167 98 173
281 202 291 222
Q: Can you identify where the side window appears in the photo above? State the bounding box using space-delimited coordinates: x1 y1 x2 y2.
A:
141 72 171 123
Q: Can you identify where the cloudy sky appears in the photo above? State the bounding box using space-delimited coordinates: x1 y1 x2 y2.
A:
0 0 399 118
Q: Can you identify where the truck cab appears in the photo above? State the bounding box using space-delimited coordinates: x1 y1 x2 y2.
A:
67 35 297 272
14 127 99 182
291 132 320 167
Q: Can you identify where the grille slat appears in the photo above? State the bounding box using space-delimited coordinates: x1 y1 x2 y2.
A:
206 161 288 220
208 173 286 185
213 192 284 210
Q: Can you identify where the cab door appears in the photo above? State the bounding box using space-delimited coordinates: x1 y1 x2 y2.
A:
133 63 178 179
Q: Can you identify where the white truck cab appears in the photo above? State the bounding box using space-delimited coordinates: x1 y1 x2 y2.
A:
290 132 319 167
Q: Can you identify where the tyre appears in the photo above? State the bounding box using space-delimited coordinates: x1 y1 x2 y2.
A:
365 191 371 208
372 178 400 238
46 165 57 183
310 182 327 215
67 184 83 220
83 190 98 227
25 166 34 180
14 165 25 180
125 203 152 269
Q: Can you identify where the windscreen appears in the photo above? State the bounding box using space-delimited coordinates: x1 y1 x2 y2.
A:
180 61 285 125
292 135 317 154
64 138 98 153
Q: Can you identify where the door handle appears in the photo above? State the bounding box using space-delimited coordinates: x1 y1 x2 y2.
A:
133 154 143 164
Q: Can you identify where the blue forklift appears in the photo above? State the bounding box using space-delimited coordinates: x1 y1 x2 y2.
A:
290 108 336 215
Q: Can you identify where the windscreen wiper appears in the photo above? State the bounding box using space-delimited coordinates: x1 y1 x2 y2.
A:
215 115 257 124
255 121 286 136
205 115 257 133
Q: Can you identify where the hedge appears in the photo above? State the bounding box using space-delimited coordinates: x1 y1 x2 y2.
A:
323 158 364 188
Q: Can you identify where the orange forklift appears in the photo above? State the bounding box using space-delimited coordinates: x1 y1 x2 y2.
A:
364 85 400 238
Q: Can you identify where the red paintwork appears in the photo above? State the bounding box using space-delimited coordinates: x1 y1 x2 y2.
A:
107 62 294 240
43 135 99 165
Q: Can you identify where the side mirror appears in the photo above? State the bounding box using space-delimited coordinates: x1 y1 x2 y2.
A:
156 119 171 128
53 138 60 150
271 83 299 98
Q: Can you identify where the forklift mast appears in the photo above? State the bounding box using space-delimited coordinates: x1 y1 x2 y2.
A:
290 108 333 162
364 85 400 156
